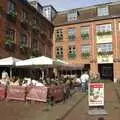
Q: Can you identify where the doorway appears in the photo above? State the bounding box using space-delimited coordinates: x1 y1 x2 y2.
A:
98 63 113 80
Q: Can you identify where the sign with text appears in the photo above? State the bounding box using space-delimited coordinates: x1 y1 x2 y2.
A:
88 83 104 106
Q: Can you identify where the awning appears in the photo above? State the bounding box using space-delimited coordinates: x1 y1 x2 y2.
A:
60 64 84 70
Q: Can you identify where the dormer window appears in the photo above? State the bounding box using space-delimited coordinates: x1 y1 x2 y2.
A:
67 10 79 22
97 6 109 16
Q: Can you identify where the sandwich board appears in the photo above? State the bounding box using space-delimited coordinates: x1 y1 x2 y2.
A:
88 83 107 115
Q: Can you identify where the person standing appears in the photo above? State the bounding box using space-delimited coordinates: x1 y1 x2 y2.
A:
80 71 89 92
1 70 9 85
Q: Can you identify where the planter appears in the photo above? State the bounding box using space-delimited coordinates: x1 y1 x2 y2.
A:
81 33 89 40
56 54 63 59
97 51 113 56
7 11 17 22
4 37 15 51
96 31 112 36
5 40 15 51
68 53 76 59
81 52 90 58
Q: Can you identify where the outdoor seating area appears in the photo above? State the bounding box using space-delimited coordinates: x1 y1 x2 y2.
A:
0 56 82 105
0 76 79 104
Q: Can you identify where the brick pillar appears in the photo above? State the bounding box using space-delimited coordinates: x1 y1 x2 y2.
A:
90 62 98 76
113 19 120 82
114 63 120 82
90 23 98 76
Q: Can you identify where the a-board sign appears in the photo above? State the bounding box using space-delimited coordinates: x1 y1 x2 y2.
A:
88 83 104 106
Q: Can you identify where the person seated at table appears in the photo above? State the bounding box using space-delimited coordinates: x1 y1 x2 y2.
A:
22 80 28 87
10 76 19 86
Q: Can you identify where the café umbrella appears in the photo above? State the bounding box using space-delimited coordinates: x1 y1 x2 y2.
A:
0 56 22 77
16 56 66 79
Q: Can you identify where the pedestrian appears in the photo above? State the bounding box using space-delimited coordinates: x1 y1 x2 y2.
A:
80 71 89 92
1 70 9 85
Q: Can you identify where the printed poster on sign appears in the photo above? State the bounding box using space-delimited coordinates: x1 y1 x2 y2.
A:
88 83 104 106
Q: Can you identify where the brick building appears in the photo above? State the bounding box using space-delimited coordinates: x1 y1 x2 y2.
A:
53 1 120 80
0 0 54 59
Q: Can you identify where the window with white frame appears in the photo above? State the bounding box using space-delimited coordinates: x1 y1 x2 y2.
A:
81 45 90 53
7 0 16 13
96 24 112 32
20 32 27 47
81 45 90 58
119 23 120 31
32 39 39 50
80 26 89 40
67 10 78 22
97 6 109 16
5 28 15 41
33 15 37 25
55 29 63 41
68 28 76 40
96 24 112 35
20 10 27 21
97 43 112 53
68 46 76 58
56 46 63 58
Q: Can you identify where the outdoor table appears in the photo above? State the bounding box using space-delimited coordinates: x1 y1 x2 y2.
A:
6 85 26 101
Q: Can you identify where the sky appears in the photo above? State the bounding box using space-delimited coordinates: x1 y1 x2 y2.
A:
38 0 114 11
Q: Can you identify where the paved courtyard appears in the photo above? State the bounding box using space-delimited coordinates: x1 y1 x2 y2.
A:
0 81 119 120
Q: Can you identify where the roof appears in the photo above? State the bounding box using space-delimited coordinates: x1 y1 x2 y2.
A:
53 1 120 27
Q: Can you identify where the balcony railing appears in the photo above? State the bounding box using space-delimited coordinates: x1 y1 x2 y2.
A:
7 11 17 22
4 37 15 51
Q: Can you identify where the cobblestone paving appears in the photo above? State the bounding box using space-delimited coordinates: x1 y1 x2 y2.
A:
0 82 119 120
63 82 120 120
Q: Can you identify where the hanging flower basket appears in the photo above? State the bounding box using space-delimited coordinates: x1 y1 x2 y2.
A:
7 11 17 22
4 37 15 51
